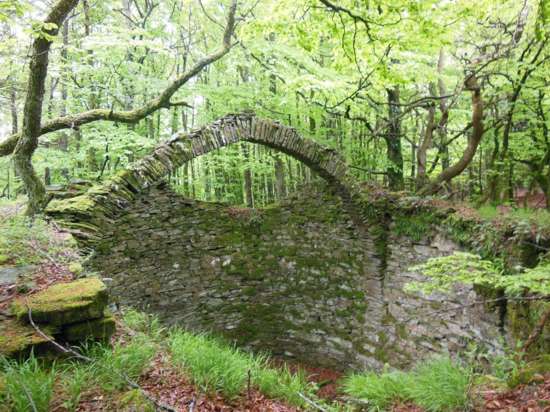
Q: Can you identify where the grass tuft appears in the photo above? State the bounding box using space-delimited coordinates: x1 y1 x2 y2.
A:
342 356 471 412
86 333 156 392
1 354 56 412
168 330 310 405
342 370 411 410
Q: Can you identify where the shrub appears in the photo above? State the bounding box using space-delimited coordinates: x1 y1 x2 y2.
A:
1 355 56 412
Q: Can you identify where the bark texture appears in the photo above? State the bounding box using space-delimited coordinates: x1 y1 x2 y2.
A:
13 0 79 215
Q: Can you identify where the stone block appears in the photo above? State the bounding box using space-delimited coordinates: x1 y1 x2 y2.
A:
62 312 116 342
11 278 108 325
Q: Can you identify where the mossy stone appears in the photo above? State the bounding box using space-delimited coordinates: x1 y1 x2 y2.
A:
62 312 116 342
508 355 550 388
0 318 57 357
11 278 108 325
0 255 9 265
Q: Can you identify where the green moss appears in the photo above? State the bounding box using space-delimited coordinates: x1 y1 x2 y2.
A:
508 355 550 388
0 318 56 357
0 254 9 265
62 312 116 342
11 278 108 325
68 262 84 275
392 212 435 241
46 195 96 215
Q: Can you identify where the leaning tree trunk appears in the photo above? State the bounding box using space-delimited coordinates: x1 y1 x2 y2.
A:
13 0 79 216
421 75 484 195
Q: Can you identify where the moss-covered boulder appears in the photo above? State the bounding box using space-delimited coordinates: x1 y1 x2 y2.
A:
0 318 57 357
62 311 116 342
11 278 108 325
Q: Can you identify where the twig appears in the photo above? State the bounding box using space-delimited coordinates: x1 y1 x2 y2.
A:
247 369 251 400
298 392 328 412
20 381 38 412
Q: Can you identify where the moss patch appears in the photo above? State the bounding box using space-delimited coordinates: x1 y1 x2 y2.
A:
508 355 550 388
0 318 56 357
62 311 116 342
11 277 108 325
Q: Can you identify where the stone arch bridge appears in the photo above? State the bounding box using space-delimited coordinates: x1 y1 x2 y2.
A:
47 113 361 248
46 113 503 370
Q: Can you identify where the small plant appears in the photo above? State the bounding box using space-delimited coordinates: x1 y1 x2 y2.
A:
0 213 78 266
168 330 311 405
342 356 471 412
255 363 309 406
169 330 257 399
87 334 156 392
1 355 56 412
342 370 411 411
393 213 435 242
60 362 94 412
407 357 471 411
122 309 165 341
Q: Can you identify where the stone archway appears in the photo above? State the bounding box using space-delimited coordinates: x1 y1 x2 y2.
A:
47 113 361 248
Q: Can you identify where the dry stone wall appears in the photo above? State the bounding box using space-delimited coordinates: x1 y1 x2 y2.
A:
90 184 504 370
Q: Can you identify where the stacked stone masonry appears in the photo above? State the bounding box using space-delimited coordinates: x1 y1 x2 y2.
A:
89 185 503 370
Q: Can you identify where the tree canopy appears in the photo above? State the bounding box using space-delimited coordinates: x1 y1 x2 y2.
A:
0 0 549 212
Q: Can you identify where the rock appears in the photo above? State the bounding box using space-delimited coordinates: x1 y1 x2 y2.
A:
0 318 57 357
0 265 36 286
62 311 116 342
11 278 108 325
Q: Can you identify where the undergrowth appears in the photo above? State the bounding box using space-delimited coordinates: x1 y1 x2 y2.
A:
0 213 78 266
342 356 472 412
168 329 311 405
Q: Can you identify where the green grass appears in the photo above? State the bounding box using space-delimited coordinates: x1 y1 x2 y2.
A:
342 356 472 412
342 370 411 410
60 362 95 412
0 355 57 412
86 333 157 392
407 357 471 411
168 329 311 405
477 205 550 226
0 212 79 266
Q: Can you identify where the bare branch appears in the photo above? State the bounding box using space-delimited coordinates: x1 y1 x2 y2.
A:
0 0 238 158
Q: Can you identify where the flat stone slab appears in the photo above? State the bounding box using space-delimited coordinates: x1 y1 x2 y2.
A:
62 311 116 342
11 278 108 325
0 265 36 285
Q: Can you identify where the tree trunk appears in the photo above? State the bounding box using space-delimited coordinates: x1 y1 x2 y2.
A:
416 95 436 190
58 18 69 151
421 75 484 195
13 0 79 215
385 87 404 190
242 144 254 208
274 155 286 199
